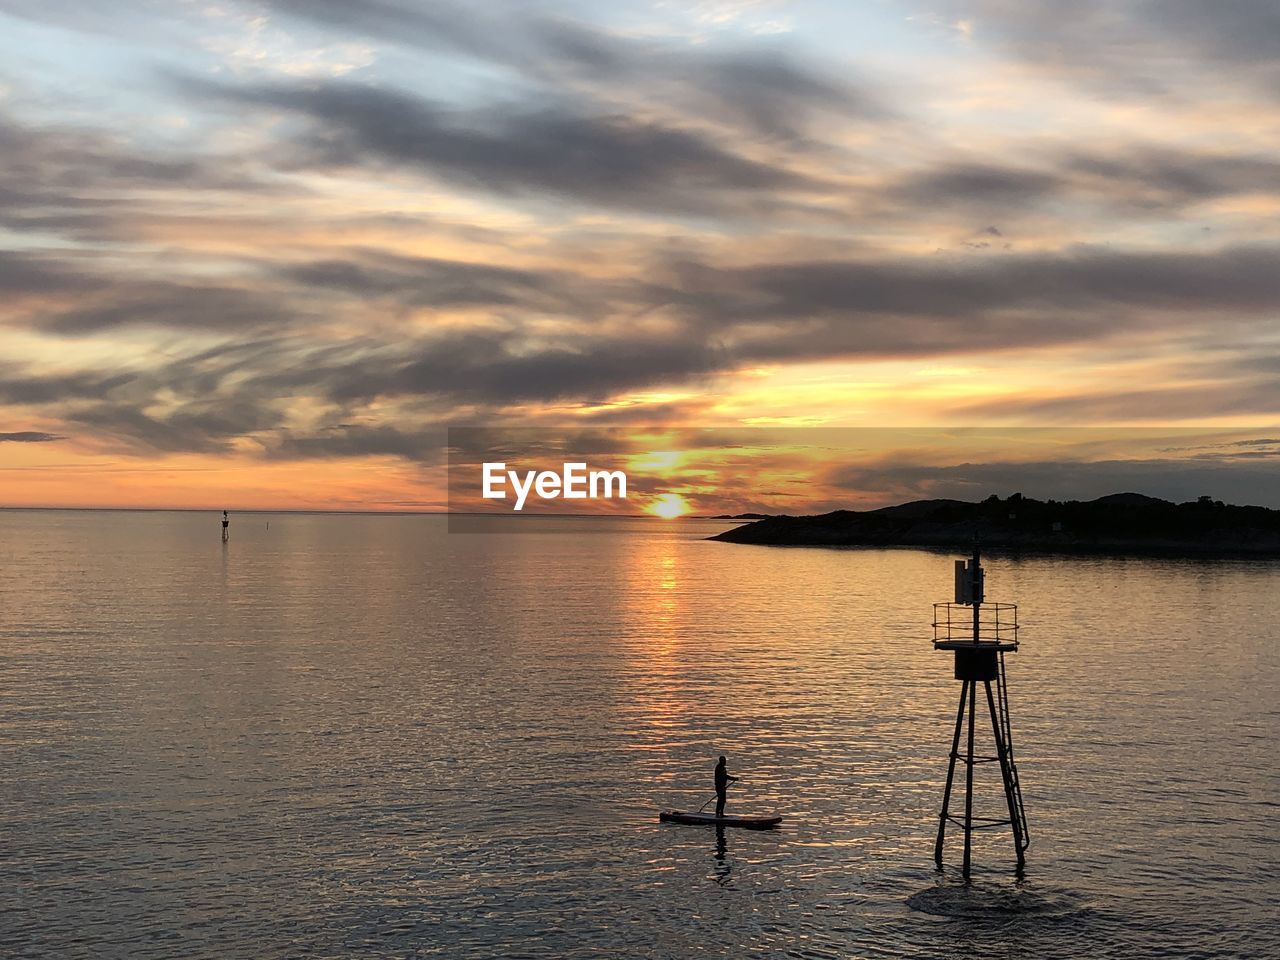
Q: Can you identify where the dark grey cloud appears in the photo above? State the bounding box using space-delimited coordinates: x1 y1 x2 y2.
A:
45 283 302 335
206 245 1280 413
884 147 1280 218
278 250 595 314
0 368 136 405
298 244 1280 411
934 0 1280 100
0 112 268 195
669 244 1280 335
1230 353 1280 377
7 239 1279 443
1157 0 1280 75
17 235 1273 408
162 0 882 219
0 111 282 248
0 249 305 338
661 49 878 139
64 397 285 454
320 331 727 405
259 0 882 140
0 430 65 442
0 340 304 454
891 163 1058 208
180 76 828 215
300 243 1277 407
0 249 96 295
1231 438 1280 447
1066 149 1280 203
530 18 885 141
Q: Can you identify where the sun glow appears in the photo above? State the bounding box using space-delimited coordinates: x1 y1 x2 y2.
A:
649 493 690 519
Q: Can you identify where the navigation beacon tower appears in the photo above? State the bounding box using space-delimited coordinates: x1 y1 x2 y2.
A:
932 544 1029 878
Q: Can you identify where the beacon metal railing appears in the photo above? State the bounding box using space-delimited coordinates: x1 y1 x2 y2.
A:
932 601 1019 645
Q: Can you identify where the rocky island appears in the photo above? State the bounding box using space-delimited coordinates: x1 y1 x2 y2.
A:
710 492 1280 556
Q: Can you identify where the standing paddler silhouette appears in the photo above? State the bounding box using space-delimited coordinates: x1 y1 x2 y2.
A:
714 755 739 819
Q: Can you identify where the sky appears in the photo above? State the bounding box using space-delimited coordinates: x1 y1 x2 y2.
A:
1 0 1279 512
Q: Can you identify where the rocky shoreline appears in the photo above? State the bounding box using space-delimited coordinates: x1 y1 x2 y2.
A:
710 492 1280 556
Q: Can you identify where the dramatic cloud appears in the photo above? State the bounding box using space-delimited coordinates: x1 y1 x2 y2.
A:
257 0 881 137
0 368 137 406
276 251 598 314
666 245 1280 362
2 0 1278 508
181 76 830 216
45 284 304 335
64 397 287 454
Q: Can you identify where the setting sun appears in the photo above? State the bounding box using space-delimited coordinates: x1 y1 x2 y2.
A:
649 493 690 519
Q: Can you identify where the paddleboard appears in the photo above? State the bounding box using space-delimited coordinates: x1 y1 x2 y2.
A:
659 810 782 829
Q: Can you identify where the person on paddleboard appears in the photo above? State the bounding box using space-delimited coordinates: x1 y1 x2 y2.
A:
714 756 739 818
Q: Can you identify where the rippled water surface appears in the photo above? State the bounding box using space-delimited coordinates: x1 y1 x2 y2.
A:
2 510 1278 958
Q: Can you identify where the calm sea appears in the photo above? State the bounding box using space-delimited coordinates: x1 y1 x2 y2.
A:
1 510 1277 959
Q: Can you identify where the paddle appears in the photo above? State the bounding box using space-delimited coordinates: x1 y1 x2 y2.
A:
697 779 744 813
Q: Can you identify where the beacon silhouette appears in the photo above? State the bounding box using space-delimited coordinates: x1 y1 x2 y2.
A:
932 543 1029 878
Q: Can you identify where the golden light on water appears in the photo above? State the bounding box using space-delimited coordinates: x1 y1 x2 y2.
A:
649 493 690 519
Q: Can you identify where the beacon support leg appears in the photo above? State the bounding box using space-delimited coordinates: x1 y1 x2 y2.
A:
985 679 1026 868
934 679 969 868
962 678 976 879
